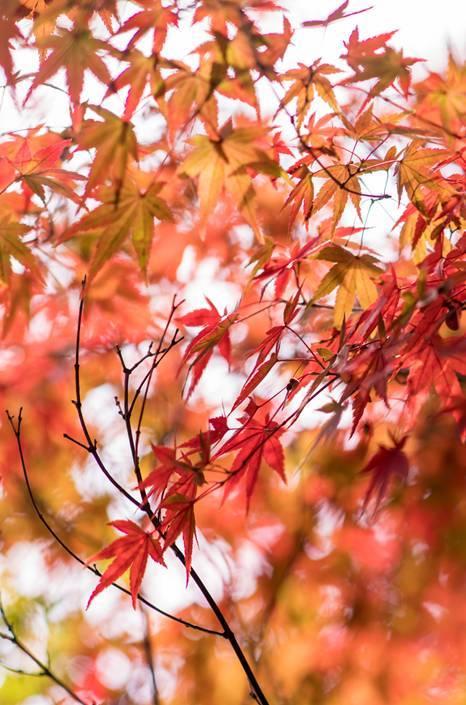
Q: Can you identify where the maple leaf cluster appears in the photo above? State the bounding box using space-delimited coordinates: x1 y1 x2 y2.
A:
0 1 465 704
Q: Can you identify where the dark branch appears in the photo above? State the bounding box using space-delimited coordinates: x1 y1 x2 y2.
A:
272 84 392 201
5 409 224 639
141 607 161 705
76 287 272 705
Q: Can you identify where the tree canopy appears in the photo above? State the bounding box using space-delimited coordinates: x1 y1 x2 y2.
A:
0 2 465 705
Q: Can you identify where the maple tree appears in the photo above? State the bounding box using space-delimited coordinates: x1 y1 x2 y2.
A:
0 1 465 704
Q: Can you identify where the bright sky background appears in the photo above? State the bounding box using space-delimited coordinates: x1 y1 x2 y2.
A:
281 0 465 70
2 0 465 132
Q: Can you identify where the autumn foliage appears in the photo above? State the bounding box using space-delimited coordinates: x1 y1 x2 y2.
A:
0 1 465 704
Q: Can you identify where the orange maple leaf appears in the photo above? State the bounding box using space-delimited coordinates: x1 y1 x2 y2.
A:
25 23 113 105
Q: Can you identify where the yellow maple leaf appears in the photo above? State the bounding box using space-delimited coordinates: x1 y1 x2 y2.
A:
396 140 449 211
25 23 112 105
78 106 138 197
61 174 172 276
312 245 382 327
180 123 276 240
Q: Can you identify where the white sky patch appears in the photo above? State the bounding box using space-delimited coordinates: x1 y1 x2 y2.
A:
181 257 242 310
80 384 120 434
25 309 54 344
96 647 132 690
84 584 133 635
176 244 197 283
187 355 243 410
306 501 345 559
126 664 155 703
231 540 270 601
6 542 49 599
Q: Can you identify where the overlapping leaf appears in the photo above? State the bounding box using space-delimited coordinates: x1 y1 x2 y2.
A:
77 106 139 196
180 122 278 239
215 403 286 505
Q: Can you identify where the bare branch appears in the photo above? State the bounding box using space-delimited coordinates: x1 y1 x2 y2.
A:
0 595 89 705
141 607 161 705
5 410 225 639
75 288 272 705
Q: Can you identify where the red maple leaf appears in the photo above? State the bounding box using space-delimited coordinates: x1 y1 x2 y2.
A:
140 444 205 502
342 28 422 104
139 443 208 579
254 238 319 297
361 436 409 515
86 520 165 608
10 137 83 205
160 489 197 581
178 298 237 398
138 444 181 501
180 416 229 458
215 402 286 506
116 2 177 53
303 1 373 29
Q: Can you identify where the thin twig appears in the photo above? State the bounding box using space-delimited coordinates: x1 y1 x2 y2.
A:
271 83 392 201
0 596 88 705
6 410 224 638
141 607 161 705
350 84 463 140
75 285 272 705
72 280 142 509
